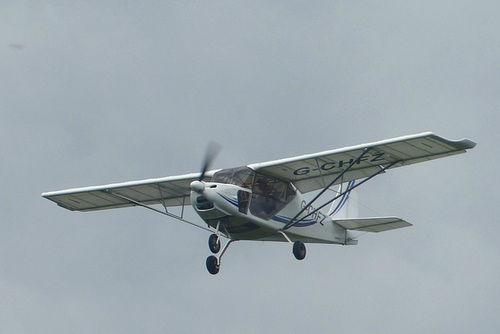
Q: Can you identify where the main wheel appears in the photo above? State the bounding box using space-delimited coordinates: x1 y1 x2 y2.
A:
293 241 306 260
206 255 220 275
208 234 221 253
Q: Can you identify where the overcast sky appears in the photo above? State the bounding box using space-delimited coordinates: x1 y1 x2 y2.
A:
1 1 499 333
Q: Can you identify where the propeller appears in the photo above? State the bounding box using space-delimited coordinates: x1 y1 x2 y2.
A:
198 141 221 181
191 141 221 193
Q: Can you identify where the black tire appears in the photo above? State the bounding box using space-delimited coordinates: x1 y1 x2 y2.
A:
206 255 220 275
293 241 306 260
208 234 221 254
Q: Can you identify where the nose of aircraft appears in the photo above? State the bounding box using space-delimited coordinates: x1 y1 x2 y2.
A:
190 180 205 193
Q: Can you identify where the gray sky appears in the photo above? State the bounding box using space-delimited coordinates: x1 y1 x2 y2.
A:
1 1 499 333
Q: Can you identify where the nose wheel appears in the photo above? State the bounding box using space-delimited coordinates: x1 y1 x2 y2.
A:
208 234 221 253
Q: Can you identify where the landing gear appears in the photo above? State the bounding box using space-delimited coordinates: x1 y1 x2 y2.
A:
293 241 306 260
279 231 307 261
208 234 221 253
206 255 220 275
205 238 235 275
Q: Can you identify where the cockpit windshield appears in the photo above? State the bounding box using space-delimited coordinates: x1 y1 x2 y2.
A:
212 167 255 189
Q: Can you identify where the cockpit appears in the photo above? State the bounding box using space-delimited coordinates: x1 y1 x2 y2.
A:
213 167 296 220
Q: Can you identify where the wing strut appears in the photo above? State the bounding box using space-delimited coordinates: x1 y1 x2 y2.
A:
102 190 214 233
282 148 371 230
282 157 401 231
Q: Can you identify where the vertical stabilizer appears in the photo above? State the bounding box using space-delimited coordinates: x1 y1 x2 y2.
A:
329 181 358 219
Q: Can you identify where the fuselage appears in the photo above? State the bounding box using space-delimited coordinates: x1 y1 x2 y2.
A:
190 167 348 244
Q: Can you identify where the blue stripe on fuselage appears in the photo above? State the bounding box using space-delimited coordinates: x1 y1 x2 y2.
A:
272 215 317 227
217 192 239 207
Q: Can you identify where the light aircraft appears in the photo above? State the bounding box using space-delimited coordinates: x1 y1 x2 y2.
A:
42 132 476 275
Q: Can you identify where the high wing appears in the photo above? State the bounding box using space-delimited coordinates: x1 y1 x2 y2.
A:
248 132 476 193
43 132 475 211
334 217 412 233
42 171 217 212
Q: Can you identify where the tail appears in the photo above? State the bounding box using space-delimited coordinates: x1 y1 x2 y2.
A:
329 180 358 219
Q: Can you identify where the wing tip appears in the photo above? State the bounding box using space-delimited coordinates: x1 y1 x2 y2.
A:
426 132 477 150
461 139 477 149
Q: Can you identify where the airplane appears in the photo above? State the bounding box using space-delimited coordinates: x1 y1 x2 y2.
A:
42 132 476 275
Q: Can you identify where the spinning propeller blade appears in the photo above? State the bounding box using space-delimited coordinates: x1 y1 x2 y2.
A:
199 141 221 181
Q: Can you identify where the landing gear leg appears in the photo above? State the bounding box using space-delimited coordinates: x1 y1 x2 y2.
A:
206 239 235 275
279 231 306 261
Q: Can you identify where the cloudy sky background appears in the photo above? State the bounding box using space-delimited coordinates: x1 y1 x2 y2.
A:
1 1 499 333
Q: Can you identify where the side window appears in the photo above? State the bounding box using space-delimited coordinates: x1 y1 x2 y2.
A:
237 190 250 214
250 174 295 220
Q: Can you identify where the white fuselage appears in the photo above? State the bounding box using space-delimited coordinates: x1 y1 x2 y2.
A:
191 181 348 244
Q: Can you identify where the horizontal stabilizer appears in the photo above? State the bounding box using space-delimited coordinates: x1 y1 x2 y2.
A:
333 217 412 233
